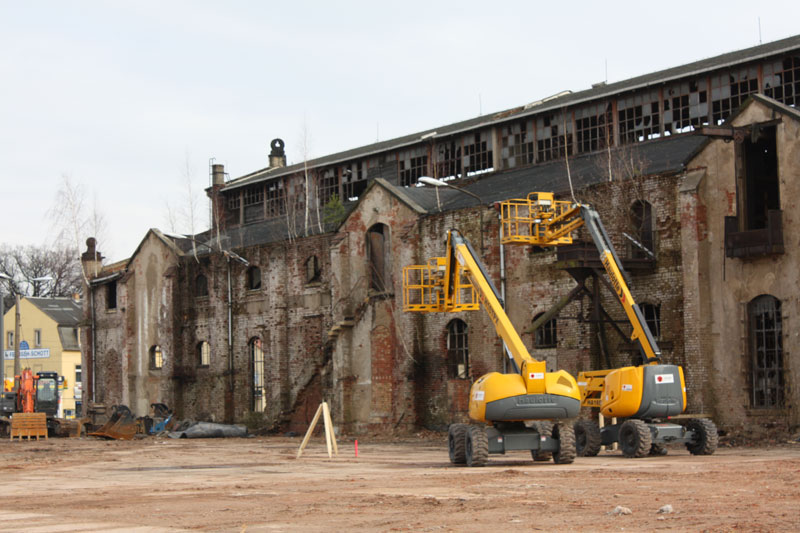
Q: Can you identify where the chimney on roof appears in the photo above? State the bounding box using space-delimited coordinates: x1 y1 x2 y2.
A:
212 164 225 186
269 138 286 168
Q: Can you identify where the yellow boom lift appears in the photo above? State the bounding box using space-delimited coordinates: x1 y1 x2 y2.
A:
500 192 718 457
403 229 581 466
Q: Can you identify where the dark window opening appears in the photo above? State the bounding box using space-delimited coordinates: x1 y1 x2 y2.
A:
318 169 339 208
630 200 655 258
398 148 428 187
536 112 573 162
266 179 287 218
226 193 241 225
246 266 262 291
748 295 784 409
106 281 117 310
149 345 163 370
501 120 535 168
711 67 759 124
250 337 266 413
243 185 264 224
741 126 780 231
534 313 557 348
197 341 210 367
640 302 661 339
305 255 321 283
367 224 390 293
618 91 661 143
462 132 493 175
575 103 613 153
764 55 800 107
196 274 208 298
446 319 469 379
435 141 462 180
342 161 368 200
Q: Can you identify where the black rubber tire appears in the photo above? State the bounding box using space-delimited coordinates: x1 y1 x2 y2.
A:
574 419 602 457
649 443 668 456
530 421 554 462
618 419 652 458
685 418 718 455
552 421 577 464
465 425 489 467
448 423 468 464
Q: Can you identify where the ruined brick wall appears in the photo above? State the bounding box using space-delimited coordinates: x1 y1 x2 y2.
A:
685 101 800 434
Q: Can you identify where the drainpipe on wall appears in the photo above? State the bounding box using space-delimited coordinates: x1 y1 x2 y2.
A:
226 256 234 423
90 285 96 403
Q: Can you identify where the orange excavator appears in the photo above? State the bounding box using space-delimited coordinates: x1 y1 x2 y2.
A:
15 368 39 413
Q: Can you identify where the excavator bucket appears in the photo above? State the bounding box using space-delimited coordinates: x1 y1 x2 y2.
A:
89 405 138 440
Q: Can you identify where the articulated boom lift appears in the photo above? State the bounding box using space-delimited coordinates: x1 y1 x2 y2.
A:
403 229 580 466
499 192 718 457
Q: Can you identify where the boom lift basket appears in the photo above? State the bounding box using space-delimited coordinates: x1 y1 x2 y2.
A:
402 257 478 313
500 192 581 246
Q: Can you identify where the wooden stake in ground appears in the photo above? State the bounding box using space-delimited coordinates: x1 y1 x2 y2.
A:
296 401 339 459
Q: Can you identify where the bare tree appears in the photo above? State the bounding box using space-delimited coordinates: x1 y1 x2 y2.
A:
164 152 202 257
0 243 82 298
298 116 313 237
48 175 109 284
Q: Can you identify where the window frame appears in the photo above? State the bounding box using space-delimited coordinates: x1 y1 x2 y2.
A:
446 319 469 380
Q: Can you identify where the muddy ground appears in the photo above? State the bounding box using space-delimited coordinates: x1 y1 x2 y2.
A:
1 434 798 532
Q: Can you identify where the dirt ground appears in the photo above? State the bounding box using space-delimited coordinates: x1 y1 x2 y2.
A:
1 433 799 533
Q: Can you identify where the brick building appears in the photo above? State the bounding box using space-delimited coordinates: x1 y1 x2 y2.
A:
82 35 800 436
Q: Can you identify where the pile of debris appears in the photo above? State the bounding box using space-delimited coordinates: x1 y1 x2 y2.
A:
87 403 248 440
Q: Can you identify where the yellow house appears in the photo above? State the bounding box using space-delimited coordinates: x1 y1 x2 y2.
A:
3 297 82 418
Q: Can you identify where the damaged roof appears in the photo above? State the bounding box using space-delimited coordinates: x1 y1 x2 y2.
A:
225 34 800 190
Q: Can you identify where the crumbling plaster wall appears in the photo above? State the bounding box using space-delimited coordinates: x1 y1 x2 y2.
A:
683 102 800 432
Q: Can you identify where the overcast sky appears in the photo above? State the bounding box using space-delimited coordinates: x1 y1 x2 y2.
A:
2 1 799 262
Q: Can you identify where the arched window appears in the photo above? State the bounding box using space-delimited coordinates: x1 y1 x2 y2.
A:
196 274 209 297
149 345 163 370
246 266 262 291
533 313 557 348
630 200 654 259
748 295 784 408
249 337 266 412
639 302 661 339
197 341 210 367
305 255 321 283
446 319 469 379
367 224 391 292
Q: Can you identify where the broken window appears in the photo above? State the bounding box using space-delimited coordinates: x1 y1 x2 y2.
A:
196 274 208 298
575 102 613 153
398 147 429 187
6 331 12 349
226 192 241 225
305 255 321 284
435 140 462 181
536 112 573 162
317 168 340 208
639 302 661 339
462 131 493 176
663 80 708 135
250 337 266 413
738 125 780 230
618 90 661 143
266 178 286 218
197 341 210 367
630 200 655 259
748 295 784 409
500 120 535 168
106 281 117 310
446 319 469 379
243 185 264 224
763 55 800 107
367 224 390 293
246 266 262 291
533 313 557 348
711 66 759 125
149 345 163 370
342 160 368 200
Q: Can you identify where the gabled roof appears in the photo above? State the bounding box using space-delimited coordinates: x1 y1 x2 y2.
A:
27 297 82 327
223 34 800 191
735 93 800 123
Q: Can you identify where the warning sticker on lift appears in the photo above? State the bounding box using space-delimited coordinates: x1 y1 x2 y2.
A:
529 372 544 380
473 390 485 401
622 384 633 391
655 374 675 384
